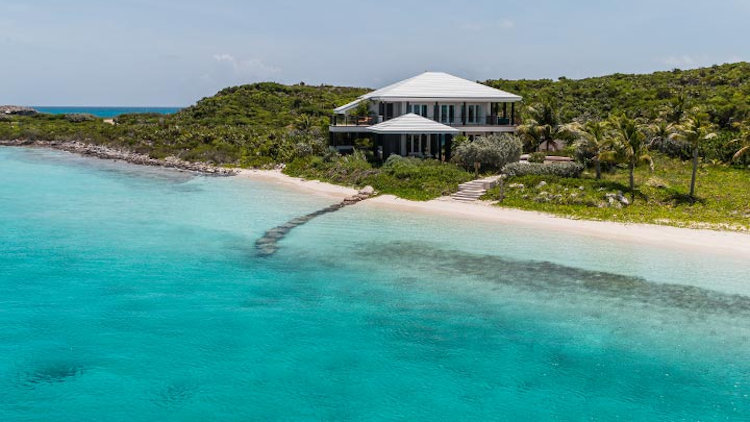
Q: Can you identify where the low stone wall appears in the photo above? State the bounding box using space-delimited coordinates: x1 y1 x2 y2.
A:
256 186 375 257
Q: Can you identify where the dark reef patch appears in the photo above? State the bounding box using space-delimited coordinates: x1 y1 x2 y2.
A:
353 241 750 316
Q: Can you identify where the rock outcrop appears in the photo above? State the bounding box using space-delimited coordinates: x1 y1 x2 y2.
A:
1 105 38 116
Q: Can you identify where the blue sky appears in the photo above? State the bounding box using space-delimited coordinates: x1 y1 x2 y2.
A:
2 0 748 106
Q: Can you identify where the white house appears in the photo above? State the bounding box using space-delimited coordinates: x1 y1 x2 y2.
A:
329 71 522 160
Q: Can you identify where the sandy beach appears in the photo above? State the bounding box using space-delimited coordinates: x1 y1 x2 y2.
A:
4 144 748 259
237 169 360 199
238 169 750 259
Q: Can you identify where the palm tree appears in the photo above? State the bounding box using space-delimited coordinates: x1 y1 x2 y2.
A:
670 110 717 197
647 119 677 148
294 114 315 132
517 100 575 152
571 120 613 179
516 122 544 153
664 93 687 124
611 115 652 201
729 121 750 162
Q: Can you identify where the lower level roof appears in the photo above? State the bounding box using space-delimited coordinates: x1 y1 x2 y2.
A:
367 113 459 134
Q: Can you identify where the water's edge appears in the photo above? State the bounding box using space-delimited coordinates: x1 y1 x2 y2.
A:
0 141 235 175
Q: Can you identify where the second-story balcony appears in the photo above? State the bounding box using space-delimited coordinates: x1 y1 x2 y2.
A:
330 114 515 128
330 115 377 127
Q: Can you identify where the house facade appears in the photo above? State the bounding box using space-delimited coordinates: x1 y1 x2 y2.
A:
329 72 522 160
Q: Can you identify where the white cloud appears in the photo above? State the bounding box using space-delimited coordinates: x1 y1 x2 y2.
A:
498 19 515 30
662 55 697 67
212 53 280 79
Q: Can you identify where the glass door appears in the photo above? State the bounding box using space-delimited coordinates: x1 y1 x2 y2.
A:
411 104 428 117
467 104 483 124
440 105 455 124
408 134 428 155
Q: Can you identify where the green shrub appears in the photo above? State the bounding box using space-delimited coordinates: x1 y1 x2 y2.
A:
63 113 97 123
503 162 584 178
452 135 468 150
650 136 692 160
453 133 522 172
382 154 425 178
528 152 546 163
286 152 473 201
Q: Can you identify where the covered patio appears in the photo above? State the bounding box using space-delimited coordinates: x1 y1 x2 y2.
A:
367 113 460 161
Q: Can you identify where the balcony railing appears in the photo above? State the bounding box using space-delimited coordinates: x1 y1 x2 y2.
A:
330 115 376 126
330 114 515 127
450 116 513 126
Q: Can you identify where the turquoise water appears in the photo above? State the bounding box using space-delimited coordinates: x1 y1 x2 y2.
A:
32 107 181 118
1 147 749 421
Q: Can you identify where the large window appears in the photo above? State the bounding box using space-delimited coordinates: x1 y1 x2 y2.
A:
467 105 482 124
440 105 455 124
411 104 428 117
407 134 429 156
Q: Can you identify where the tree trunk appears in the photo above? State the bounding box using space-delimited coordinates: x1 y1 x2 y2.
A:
474 161 481 177
498 176 506 203
594 158 601 180
690 146 699 198
629 160 635 201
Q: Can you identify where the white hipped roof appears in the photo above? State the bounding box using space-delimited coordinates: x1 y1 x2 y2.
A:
335 71 521 113
367 113 459 134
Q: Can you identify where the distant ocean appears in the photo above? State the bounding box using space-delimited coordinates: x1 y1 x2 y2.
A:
33 106 182 118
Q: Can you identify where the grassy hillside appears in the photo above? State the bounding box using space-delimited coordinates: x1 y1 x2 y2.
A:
484 155 750 231
1 83 368 166
486 62 750 128
174 82 368 127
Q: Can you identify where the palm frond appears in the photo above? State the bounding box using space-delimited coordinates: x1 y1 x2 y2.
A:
733 145 750 161
639 154 655 171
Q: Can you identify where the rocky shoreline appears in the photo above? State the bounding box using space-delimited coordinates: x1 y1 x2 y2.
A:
1 105 38 116
0 139 237 176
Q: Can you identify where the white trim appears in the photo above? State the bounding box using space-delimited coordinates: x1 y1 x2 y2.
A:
329 125 371 133
455 126 517 133
368 97 520 102
333 98 364 114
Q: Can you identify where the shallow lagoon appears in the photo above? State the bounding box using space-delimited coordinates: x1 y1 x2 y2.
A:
1 147 748 420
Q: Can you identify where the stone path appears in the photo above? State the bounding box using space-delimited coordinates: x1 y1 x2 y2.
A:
450 175 502 202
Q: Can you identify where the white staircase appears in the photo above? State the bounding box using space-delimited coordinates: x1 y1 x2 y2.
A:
451 176 502 202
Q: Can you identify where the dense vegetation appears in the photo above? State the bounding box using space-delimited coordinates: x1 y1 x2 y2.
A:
453 134 522 174
1 63 749 225
285 153 473 201
487 62 750 129
486 154 750 230
0 83 367 167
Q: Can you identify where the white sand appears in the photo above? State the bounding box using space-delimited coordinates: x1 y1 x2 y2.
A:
238 169 750 259
236 169 358 199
